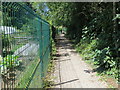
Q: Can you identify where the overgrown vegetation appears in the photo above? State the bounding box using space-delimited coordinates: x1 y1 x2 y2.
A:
73 3 119 82
42 60 55 88
42 41 56 88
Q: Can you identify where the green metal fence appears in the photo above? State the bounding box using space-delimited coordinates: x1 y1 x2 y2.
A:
0 2 50 89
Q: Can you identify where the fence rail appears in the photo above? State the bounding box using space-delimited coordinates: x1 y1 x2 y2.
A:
0 2 50 89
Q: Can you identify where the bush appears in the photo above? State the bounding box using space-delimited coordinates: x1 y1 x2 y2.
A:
93 47 116 68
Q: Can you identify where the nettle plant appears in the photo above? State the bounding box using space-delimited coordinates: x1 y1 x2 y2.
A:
93 47 116 69
0 55 22 74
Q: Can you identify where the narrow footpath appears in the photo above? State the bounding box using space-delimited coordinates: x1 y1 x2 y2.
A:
52 34 108 88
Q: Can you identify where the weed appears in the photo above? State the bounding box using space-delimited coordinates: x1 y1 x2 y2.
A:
42 60 55 88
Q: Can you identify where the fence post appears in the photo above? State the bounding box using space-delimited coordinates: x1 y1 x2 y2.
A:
0 29 1 90
0 1 2 89
0 0 2 56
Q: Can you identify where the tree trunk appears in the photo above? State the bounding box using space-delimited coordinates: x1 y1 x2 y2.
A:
113 2 119 87
113 2 118 56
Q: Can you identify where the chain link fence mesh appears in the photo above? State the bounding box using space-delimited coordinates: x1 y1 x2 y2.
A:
0 2 50 89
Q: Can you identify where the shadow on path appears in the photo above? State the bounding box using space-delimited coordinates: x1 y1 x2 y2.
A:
53 79 79 86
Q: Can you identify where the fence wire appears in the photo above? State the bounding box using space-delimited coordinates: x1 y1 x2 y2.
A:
0 2 50 89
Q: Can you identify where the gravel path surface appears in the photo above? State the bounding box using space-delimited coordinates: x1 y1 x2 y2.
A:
53 34 108 88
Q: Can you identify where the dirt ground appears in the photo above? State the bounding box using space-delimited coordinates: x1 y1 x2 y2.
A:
52 34 108 88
